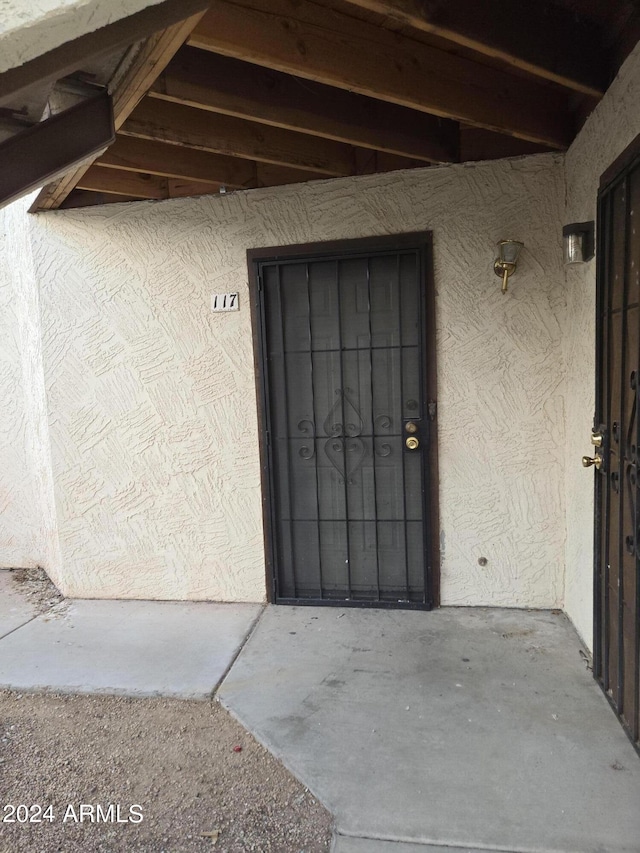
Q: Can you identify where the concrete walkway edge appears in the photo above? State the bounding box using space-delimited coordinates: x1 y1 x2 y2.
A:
0 598 265 699
331 833 543 853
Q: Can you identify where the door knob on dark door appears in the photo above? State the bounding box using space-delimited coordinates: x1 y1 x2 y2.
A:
406 436 420 450
582 454 603 469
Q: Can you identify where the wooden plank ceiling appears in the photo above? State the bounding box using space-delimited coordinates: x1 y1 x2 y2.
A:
32 0 640 210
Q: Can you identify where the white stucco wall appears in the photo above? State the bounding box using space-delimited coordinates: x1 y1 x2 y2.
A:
0 195 61 575
21 153 567 604
0 0 165 74
563 41 640 650
2 35 639 622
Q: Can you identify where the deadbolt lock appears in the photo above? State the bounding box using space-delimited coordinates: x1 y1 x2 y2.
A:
591 432 604 447
406 436 420 451
405 421 418 434
582 454 603 470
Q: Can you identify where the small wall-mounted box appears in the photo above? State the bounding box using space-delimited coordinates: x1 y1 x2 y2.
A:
211 292 239 312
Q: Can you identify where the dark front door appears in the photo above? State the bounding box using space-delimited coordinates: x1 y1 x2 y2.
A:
594 144 640 752
250 234 438 609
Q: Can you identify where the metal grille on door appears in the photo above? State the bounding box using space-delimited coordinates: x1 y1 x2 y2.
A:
253 238 437 609
593 150 640 752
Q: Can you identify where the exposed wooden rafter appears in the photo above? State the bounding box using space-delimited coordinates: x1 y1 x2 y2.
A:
31 9 207 212
77 166 232 202
459 128 549 162
16 0 638 212
60 189 144 208
353 149 427 175
167 178 222 198
96 134 328 189
121 98 356 175
77 165 168 198
338 0 607 97
188 0 574 148
61 180 225 208
150 47 458 163
99 135 253 188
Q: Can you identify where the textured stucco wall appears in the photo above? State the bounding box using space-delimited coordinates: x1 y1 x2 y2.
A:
0 195 61 575
25 153 567 604
0 0 165 74
563 41 640 650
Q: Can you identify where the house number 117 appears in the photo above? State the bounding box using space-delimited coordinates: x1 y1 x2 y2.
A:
211 292 239 312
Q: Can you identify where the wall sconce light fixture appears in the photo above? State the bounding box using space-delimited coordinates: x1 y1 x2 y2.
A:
563 221 594 264
494 239 524 294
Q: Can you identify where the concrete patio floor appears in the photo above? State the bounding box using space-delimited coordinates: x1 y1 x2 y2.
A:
1 582 639 852
219 606 640 853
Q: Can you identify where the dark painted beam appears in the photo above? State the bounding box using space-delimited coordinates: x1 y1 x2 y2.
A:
0 91 114 210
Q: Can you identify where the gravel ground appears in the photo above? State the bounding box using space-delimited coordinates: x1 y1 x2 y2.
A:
8 567 68 617
1 570 333 852
0 690 333 852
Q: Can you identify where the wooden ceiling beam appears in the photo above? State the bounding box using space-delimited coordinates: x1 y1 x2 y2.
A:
354 149 427 175
151 47 458 163
168 178 222 198
73 164 331 205
167 165 330 193
60 189 145 208
76 165 168 198
31 10 206 212
98 135 256 189
255 163 328 187
188 0 573 148
121 98 355 176
460 128 551 162
99 135 331 189
339 0 606 97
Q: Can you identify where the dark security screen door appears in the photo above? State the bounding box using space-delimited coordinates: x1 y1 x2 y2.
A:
251 235 438 609
595 145 640 752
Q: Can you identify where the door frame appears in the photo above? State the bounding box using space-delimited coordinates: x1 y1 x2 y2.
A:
595 135 640 752
247 232 440 607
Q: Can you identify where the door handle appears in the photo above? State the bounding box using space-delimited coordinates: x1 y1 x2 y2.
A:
582 454 603 470
406 436 420 451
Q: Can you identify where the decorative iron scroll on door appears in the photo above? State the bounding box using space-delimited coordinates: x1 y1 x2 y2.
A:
297 388 392 485
297 419 315 460
323 388 365 485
